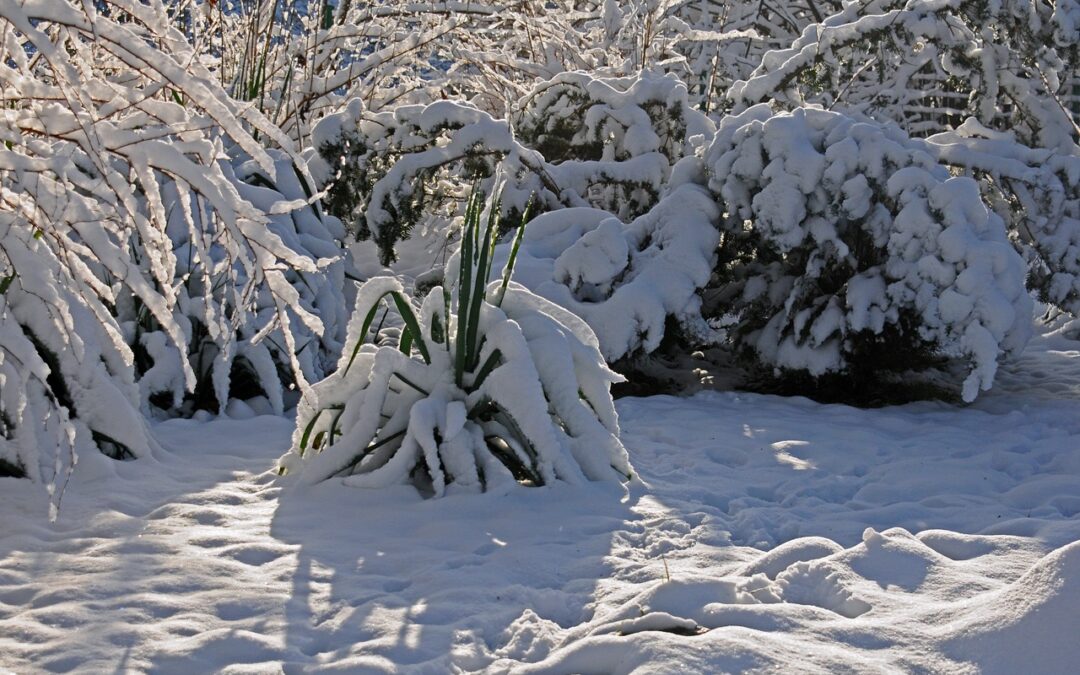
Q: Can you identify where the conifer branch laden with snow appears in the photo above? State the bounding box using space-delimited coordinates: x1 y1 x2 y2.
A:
729 0 1079 150
310 71 709 261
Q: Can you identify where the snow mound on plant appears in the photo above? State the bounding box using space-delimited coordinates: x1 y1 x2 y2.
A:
491 184 720 361
706 105 1032 400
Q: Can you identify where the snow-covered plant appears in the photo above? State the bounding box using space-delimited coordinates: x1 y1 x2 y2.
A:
123 150 351 416
705 106 1033 401
729 0 1080 149
928 122 1080 316
313 71 710 264
596 0 840 114
513 71 714 219
0 0 337 491
489 183 721 363
309 97 558 264
185 0 471 142
0 239 152 519
278 190 632 493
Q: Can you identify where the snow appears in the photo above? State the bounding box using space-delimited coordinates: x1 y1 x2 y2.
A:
3 318 1080 672
491 184 721 361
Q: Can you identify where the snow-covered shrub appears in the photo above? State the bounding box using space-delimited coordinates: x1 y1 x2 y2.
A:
705 106 1032 401
0 237 153 519
124 150 350 417
278 191 632 493
929 122 1080 316
729 0 1079 149
723 0 1080 320
490 184 721 362
310 98 559 264
313 71 709 264
513 71 714 219
0 0 339 496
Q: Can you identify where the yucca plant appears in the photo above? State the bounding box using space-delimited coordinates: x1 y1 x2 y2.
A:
277 188 633 495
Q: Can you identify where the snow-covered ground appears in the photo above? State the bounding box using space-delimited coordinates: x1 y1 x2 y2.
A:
2 320 1080 674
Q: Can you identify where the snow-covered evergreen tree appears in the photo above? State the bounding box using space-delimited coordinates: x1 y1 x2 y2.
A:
704 105 1033 401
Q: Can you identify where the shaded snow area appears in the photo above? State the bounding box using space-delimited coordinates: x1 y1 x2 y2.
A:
3 322 1080 674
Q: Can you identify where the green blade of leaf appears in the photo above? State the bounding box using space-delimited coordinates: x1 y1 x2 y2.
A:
399 323 414 357
343 293 394 375
298 408 325 453
467 192 499 371
496 196 534 307
391 291 431 364
455 187 479 386
469 348 502 392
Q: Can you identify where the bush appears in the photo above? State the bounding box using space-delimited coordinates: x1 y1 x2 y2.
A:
928 122 1080 316
0 0 343 515
123 150 351 417
488 183 721 363
278 190 632 494
310 71 710 264
704 106 1032 401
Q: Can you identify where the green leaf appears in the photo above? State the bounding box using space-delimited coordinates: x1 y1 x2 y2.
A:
455 187 480 387
430 311 445 345
469 349 502 392
391 371 430 396
496 196 534 307
399 324 414 357
466 192 499 371
442 285 452 350
391 292 431 365
298 408 325 452
343 296 392 375
0 273 15 295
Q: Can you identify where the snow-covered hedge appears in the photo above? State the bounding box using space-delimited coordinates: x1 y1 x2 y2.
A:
279 192 632 493
705 106 1032 401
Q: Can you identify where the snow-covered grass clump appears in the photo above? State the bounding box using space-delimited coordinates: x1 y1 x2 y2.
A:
278 191 632 494
706 105 1032 401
